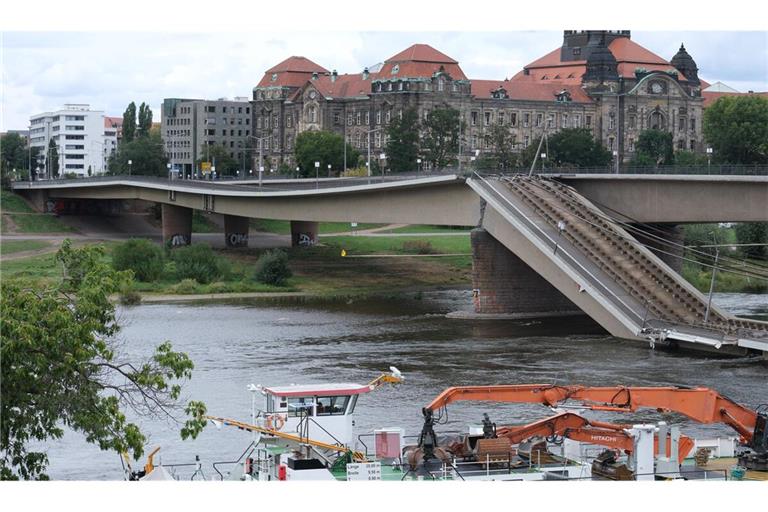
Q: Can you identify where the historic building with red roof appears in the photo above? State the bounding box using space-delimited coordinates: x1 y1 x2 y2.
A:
251 31 710 170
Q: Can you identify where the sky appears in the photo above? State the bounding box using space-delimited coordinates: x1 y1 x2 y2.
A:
1 3 767 132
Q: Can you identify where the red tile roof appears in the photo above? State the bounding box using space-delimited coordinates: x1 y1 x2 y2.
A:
311 73 377 98
702 90 768 108
258 56 329 88
519 37 683 83
378 43 467 80
104 116 122 128
471 78 592 103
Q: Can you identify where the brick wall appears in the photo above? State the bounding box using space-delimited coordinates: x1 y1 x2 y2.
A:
471 228 578 316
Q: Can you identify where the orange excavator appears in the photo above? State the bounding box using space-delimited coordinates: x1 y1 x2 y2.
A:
417 384 767 471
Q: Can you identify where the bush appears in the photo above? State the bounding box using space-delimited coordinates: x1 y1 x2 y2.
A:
253 249 292 286
170 243 228 284
173 278 199 294
401 240 436 254
111 239 165 282
118 288 142 305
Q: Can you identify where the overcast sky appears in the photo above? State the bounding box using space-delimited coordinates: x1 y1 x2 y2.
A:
2 26 766 132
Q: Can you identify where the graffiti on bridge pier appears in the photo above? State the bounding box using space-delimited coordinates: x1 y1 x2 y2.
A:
226 233 249 247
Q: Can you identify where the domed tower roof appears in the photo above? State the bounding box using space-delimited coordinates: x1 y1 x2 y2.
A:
670 43 700 85
583 35 618 82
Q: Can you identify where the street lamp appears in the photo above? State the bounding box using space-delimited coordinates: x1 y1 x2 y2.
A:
416 157 422 174
211 165 216 181
128 159 132 176
167 162 172 181
295 166 300 179
327 163 331 177
314 161 320 188
379 153 386 177
540 152 547 172
612 150 619 174
706 147 713 173
259 165 264 186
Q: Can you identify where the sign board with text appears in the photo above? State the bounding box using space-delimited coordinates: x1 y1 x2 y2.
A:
346 462 382 481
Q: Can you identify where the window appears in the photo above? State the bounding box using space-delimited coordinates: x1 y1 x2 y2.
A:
206 106 215 113
230 129 235 136
399 82 404 91
374 131 381 147
484 112 491 126
535 113 542 127
690 117 696 133
332 111 339 125
690 140 696 150
274 114 279 128
438 78 444 92
207 129 215 135
238 107 243 114
65 145 84 150
498 112 505 125
65 135 84 140
222 130 227 136
286 115 293 128
65 164 84 169
524 135 530 147
629 116 636 129
286 397 313 417
316 396 351 416
471 112 478 126
309 106 316 123
608 137 614 150
365 112 370 125
471 135 478 149
385 110 391 123
65 154 85 159
547 115 554 129
65 115 85 121
679 117 686 132
629 138 635 152
561 114 567 128
376 111 381 124
66 125 85 131
678 139 685 150
608 116 615 130
585 115 592 127
347 113 354 126
222 106 227 113
510 113 517 126
246 107 250 115
574 114 581 127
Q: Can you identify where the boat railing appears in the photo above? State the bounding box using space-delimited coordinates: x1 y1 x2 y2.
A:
355 431 465 458
565 468 729 481
211 441 257 480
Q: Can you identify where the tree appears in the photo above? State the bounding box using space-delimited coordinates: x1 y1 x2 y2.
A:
0 133 28 175
480 124 519 171
547 128 612 168
196 144 239 176
47 138 59 177
0 240 206 480
137 103 153 139
294 130 358 177
122 102 137 143
634 129 674 167
735 223 767 259
109 131 168 176
385 108 420 172
704 95 768 164
421 107 461 169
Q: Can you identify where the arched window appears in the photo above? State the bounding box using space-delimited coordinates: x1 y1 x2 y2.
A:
309 106 317 123
649 111 665 130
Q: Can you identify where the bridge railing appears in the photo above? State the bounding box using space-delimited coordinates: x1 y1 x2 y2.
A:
469 164 768 176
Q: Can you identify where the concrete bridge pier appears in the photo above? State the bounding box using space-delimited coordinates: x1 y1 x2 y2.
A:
161 204 192 247
224 214 250 248
631 223 684 274
470 228 580 318
291 220 319 247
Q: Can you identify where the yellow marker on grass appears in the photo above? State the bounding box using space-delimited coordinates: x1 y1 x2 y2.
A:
341 249 347 257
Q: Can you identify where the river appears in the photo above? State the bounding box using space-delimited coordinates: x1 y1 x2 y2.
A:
38 291 767 480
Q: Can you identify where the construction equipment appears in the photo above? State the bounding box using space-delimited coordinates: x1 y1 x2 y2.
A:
420 384 767 470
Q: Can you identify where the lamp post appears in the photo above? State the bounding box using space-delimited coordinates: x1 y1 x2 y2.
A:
327 163 331 178
613 150 619 174
211 165 216 181
416 157 422 174
706 147 713 173
259 165 264 187
379 153 386 178
295 166 300 179
540 152 547 172
128 159 132 176
314 161 320 189
167 162 172 181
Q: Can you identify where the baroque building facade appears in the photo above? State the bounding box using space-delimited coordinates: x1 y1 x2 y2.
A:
251 30 706 171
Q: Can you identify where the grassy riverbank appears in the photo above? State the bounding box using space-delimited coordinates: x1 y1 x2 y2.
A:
0 234 473 299
1 190 75 234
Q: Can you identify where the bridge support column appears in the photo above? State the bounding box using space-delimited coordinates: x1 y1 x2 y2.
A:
161 204 192 247
291 220 318 247
471 228 579 317
224 214 250 248
632 223 684 274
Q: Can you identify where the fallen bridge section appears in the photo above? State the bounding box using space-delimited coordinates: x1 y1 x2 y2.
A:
468 175 768 355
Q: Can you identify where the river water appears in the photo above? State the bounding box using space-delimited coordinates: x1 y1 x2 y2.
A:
39 291 767 480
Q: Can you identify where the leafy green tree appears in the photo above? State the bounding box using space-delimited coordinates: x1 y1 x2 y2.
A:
122 102 137 143
672 150 707 167
0 240 206 480
704 95 768 164
481 124 519 171
547 128 612 168
196 144 239 176
253 249 292 286
0 133 29 176
170 243 229 284
137 103 153 139
109 131 167 176
47 138 59 177
421 107 461 169
294 130 358 177
634 129 674 167
385 108 420 172
735 223 767 259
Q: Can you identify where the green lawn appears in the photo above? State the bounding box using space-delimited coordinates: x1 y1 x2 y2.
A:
0 252 62 285
0 240 51 255
251 219 383 234
320 235 471 256
387 224 472 234
1 190 35 213
3 213 75 233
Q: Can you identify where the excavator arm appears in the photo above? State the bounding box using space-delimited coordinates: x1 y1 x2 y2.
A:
424 384 759 445
495 412 694 462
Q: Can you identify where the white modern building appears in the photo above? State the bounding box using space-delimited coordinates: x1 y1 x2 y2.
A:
29 104 116 178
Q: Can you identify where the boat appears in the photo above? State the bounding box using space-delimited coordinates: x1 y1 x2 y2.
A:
127 375 768 482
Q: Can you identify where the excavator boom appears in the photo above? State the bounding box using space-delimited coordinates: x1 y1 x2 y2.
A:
425 384 758 443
